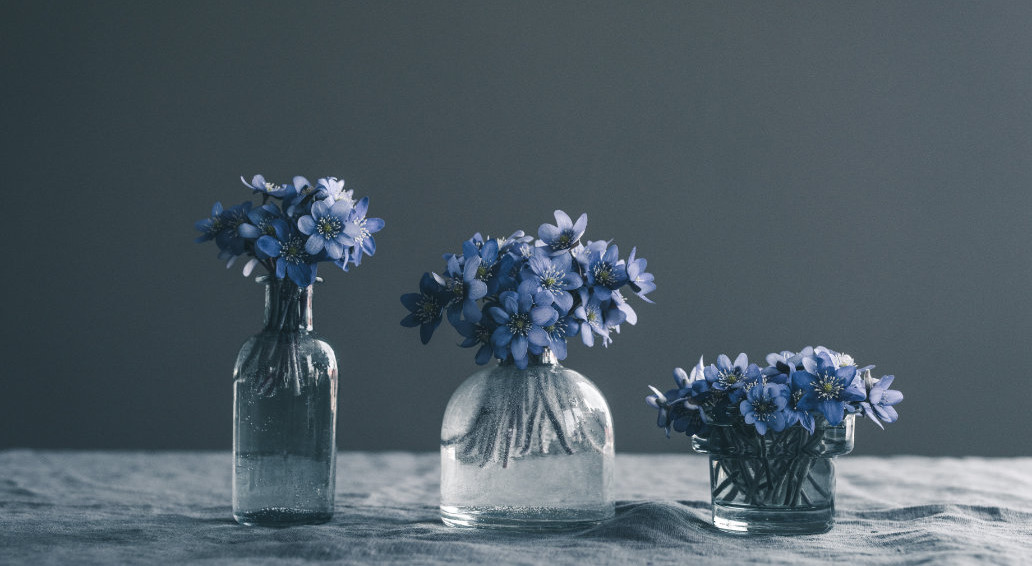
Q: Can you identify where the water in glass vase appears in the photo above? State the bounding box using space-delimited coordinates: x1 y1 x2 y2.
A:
439 350 615 530
693 415 854 535
441 448 612 529
232 278 338 527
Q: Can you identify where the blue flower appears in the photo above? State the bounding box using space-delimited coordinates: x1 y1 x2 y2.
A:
792 352 866 425
488 289 553 369
463 237 500 294
530 306 580 360
584 244 629 301
573 290 612 347
814 346 853 366
240 174 298 201
194 202 226 243
762 350 799 383
400 273 447 344
740 383 790 435
859 373 903 429
518 251 582 312
625 247 655 303
455 312 498 365
493 232 540 291
610 289 638 326
314 177 354 205
342 197 384 265
238 203 284 242
647 361 709 438
440 253 488 325
784 386 816 433
255 220 319 287
197 201 252 259
498 230 534 255
537 210 588 256
297 198 355 260
704 353 762 400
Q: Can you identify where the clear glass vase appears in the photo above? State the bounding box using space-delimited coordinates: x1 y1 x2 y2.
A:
440 350 615 530
692 415 854 535
232 276 338 527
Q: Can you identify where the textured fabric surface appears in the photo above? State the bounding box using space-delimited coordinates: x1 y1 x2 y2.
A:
2 451 1030 565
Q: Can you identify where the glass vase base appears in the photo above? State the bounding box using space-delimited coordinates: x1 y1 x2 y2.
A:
440 504 614 531
712 503 834 535
234 508 333 527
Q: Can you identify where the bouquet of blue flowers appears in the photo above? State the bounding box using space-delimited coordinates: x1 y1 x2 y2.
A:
646 346 902 438
648 347 902 522
196 175 384 396
195 174 384 287
400 210 656 366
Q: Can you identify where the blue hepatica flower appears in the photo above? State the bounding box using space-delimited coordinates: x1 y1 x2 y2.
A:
740 383 790 435
342 197 384 266
489 289 554 369
494 231 542 291
439 253 488 325
704 353 762 401
519 251 583 312
610 289 638 326
625 247 655 304
792 352 866 425
256 220 319 287
585 244 629 301
314 177 354 205
455 312 498 366
784 386 816 433
499 230 534 253
646 361 709 438
573 289 612 347
241 174 298 201
537 209 588 256
238 203 284 243
463 237 500 294
195 201 226 243
860 372 903 429
196 201 252 263
530 306 580 360
400 273 447 344
297 198 355 260
762 350 800 383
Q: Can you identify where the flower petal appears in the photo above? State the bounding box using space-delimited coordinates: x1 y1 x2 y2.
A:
531 306 559 326
298 215 316 235
305 235 325 255
256 235 281 257
528 326 549 347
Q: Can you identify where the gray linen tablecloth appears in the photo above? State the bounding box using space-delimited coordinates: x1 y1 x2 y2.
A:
2 450 1030 565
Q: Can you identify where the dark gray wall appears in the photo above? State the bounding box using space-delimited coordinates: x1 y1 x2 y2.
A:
3 1 1030 456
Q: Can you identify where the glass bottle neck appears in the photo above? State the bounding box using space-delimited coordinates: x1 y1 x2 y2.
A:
261 277 314 332
501 348 558 367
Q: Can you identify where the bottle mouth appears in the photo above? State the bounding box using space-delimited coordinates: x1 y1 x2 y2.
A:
499 348 559 367
255 275 324 285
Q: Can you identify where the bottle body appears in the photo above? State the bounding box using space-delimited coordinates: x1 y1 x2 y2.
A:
232 278 338 526
692 415 854 534
440 352 615 529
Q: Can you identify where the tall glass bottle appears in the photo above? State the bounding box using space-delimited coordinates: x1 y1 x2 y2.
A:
232 276 338 526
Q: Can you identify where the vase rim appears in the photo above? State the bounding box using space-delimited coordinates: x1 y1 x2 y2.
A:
255 275 324 286
705 411 858 429
498 348 559 367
